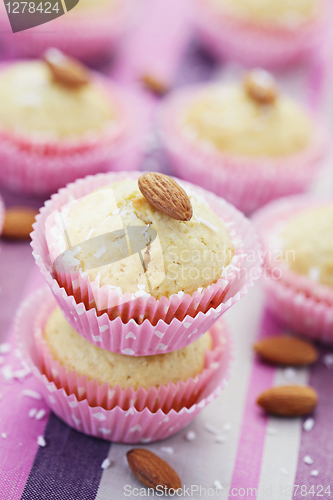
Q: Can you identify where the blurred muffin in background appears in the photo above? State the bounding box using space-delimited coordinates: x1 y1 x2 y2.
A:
253 197 333 343
193 0 329 68
159 70 327 214
0 52 143 195
0 0 135 62
281 205 333 290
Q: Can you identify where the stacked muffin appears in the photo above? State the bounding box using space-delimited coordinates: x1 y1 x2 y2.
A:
24 171 261 442
159 70 327 214
0 50 142 195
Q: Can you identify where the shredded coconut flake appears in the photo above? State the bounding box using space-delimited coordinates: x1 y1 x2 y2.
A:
35 409 46 420
322 353 333 369
2 366 13 382
0 344 11 354
204 423 221 435
193 214 219 232
37 436 46 447
160 447 174 455
185 431 196 442
101 458 112 469
94 245 107 260
22 390 42 400
86 228 95 240
28 408 37 418
214 480 223 491
304 418 315 432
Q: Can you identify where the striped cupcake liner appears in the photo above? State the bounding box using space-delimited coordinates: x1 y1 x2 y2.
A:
16 287 233 444
253 194 333 343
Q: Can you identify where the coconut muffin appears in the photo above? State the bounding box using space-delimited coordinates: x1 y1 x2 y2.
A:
253 197 333 342
0 0 133 62
181 75 312 158
47 179 234 300
160 71 326 214
0 60 117 141
0 54 140 195
44 307 213 390
280 205 333 289
194 0 328 68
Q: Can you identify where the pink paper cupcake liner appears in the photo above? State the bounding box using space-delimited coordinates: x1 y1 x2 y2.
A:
33 288 227 413
252 195 333 343
0 70 144 196
158 85 328 215
0 196 4 236
0 0 135 62
15 287 233 444
31 170 262 356
193 0 330 68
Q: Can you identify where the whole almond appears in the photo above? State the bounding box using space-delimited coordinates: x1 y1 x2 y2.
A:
141 74 168 95
244 69 277 105
257 385 318 417
127 449 181 491
2 207 38 240
43 48 89 88
254 336 318 366
138 173 193 221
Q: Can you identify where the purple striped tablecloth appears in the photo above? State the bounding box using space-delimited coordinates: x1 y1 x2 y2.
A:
1 0 333 498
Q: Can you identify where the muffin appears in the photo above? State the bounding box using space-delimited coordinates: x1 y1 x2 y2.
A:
0 53 141 194
47 178 234 302
35 305 217 413
159 71 327 214
193 0 329 67
31 170 262 356
16 287 232 443
254 196 333 342
0 0 134 61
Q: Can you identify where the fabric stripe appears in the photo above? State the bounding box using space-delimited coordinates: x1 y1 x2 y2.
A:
111 0 192 87
257 367 309 500
228 310 282 499
0 267 50 500
293 346 333 497
95 289 264 499
0 348 49 500
21 413 111 500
